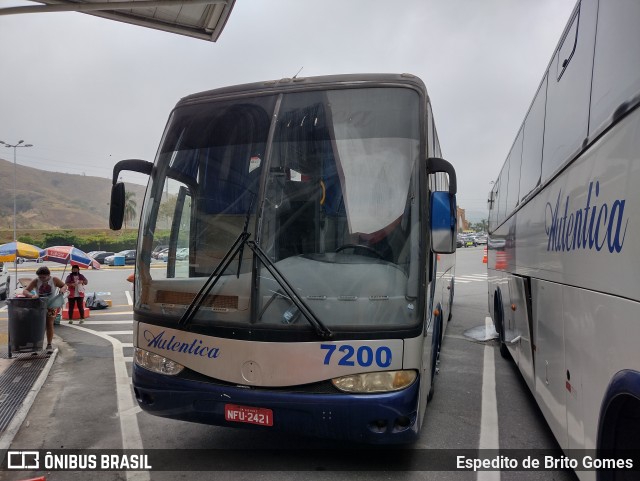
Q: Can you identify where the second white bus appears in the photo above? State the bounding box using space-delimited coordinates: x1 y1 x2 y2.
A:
488 1 640 479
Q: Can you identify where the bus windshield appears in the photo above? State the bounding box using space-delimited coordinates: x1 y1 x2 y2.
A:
137 86 422 336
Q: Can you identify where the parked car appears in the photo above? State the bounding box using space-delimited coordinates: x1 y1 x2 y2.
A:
475 235 488 245
91 251 115 264
155 248 169 262
16 256 43 264
0 262 9 301
160 247 189 261
104 250 136 266
152 245 169 259
460 235 477 248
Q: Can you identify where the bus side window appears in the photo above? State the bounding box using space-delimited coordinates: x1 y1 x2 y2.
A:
497 165 509 226
427 103 435 156
519 75 547 203
505 129 524 214
556 6 580 81
589 0 640 137
541 0 597 183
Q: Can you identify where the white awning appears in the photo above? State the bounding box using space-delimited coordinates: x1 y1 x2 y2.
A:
0 1 236 42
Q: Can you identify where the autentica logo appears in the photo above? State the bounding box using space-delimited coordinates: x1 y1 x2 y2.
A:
545 180 628 253
143 330 221 359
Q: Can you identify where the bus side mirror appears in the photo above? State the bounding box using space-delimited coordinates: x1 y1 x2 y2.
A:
109 182 126 230
431 191 457 254
426 157 457 253
109 159 153 231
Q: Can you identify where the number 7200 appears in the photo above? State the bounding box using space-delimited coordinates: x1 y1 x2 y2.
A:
320 344 392 368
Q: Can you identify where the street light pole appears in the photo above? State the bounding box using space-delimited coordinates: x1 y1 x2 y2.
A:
0 139 33 242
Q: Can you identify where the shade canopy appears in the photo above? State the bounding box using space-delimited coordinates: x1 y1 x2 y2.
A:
0 241 44 262
0 1 236 42
42 246 101 270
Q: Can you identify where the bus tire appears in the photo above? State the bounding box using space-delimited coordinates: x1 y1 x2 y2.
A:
597 373 640 481
493 290 510 360
427 310 442 402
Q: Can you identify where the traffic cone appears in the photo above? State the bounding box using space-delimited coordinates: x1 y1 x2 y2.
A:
482 247 488 264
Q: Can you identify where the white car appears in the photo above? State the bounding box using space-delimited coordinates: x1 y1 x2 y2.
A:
0 262 10 300
16 256 43 264
159 248 188 262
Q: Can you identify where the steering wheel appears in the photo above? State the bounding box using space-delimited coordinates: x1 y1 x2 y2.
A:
335 244 384 260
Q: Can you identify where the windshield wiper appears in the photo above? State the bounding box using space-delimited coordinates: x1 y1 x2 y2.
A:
236 193 255 278
180 194 254 328
178 234 333 339
178 231 250 328
245 240 332 339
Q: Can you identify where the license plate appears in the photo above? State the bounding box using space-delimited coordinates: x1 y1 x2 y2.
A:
224 404 273 426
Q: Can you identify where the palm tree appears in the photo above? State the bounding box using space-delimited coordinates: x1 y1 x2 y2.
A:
158 195 177 229
123 191 137 230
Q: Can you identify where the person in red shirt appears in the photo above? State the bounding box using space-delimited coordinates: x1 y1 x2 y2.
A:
65 265 88 324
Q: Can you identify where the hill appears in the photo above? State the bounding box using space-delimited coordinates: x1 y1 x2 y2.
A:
0 158 147 231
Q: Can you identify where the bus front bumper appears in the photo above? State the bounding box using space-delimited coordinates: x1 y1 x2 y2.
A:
133 364 422 444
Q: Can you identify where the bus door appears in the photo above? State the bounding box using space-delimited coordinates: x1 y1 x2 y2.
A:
507 275 534 392
531 278 568 450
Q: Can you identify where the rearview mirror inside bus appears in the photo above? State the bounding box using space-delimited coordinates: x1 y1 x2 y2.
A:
431 190 457 253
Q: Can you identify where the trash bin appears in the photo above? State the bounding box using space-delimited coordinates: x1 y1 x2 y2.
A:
113 255 125 266
7 297 47 356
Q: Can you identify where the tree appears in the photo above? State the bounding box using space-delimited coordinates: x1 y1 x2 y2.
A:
470 219 488 232
123 191 137 230
158 195 177 230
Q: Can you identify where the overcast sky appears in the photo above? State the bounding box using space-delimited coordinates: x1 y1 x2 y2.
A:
0 0 576 220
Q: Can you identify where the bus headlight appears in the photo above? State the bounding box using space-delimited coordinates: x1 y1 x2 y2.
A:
331 370 417 393
135 348 184 375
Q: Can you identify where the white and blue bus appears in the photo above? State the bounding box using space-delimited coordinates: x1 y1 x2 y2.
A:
487 1 640 478
110 73 457 444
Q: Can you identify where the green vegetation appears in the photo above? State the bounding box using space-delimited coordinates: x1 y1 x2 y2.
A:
468 220 488 232
123 191 138 230
0 228 170 252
